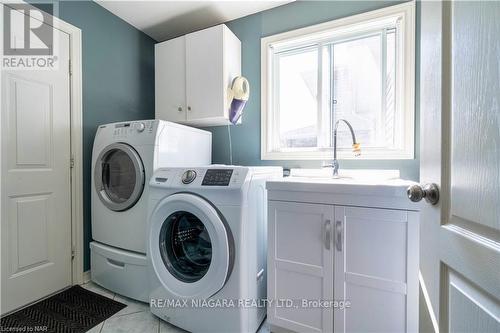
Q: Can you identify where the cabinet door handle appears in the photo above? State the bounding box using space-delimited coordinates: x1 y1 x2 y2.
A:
178 106 183 112
324 219 331 250
335 220 343 252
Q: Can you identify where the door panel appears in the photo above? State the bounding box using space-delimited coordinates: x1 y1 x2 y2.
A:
268 201 334 333
334 206 418 333
10 78 52 166
1 6 72 314
450 1 500 233
420 1 500 331
12 195 50 272
346 284 406 333
447 271 500 332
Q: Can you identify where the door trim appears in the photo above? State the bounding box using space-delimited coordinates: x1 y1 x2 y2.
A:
4 2 84 285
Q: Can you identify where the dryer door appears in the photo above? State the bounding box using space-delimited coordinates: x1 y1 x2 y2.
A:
149 193 234 299
94 143 145 211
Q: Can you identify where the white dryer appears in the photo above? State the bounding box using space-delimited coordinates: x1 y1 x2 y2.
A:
90 120 211 301
148 166 282 333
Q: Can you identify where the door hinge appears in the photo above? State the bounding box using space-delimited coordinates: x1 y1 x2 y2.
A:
69 59 72 76
70 156 75 168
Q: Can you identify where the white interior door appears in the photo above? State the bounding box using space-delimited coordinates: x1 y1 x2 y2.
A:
419 1 500 332
1 6 72 315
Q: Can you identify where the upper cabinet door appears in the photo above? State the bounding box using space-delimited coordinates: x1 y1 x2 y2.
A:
155 36 187 122
185 25 225 122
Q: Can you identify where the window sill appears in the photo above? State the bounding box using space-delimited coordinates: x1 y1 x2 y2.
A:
261 149 414 161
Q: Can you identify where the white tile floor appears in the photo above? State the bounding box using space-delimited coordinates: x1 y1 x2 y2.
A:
81 281 270 333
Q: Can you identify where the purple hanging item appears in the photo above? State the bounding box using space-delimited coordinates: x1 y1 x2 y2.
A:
228 76 250 125
229 98 247 125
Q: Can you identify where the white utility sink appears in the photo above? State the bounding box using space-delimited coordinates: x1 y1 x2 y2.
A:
289 168 400 182
267 168 417 209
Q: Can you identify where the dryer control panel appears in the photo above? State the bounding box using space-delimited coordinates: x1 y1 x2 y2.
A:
112 121 154 137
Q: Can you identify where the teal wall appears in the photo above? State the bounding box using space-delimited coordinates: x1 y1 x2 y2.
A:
31 1 156 271
204 0 420 180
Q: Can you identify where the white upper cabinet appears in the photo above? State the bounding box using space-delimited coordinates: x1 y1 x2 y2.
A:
155 24 241 126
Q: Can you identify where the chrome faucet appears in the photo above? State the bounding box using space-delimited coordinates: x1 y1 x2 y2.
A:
324 119 361 178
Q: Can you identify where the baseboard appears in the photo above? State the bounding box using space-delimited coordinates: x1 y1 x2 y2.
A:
82 270 91 284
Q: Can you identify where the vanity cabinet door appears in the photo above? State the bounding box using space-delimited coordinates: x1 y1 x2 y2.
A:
333 206 419 333
268 201 334 333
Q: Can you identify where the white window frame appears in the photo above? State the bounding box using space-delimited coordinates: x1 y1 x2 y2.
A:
261 1 415 160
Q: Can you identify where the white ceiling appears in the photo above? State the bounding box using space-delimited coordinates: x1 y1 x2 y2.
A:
95 1 293 41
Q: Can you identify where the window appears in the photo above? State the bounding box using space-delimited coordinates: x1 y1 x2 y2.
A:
261 2 415 160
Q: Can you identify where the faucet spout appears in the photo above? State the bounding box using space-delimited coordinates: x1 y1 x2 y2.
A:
331 119 360 177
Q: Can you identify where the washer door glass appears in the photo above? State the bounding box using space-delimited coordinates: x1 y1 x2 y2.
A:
149 193 234 298
95 143 145 211
159 211 212 283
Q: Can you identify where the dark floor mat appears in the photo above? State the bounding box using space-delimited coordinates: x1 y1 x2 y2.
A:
0 285 126 333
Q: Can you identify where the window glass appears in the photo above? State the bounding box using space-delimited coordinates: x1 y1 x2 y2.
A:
277 48 318 149
262 4 415 160
333 34 382 148
385 29 397 147
273 32 399 152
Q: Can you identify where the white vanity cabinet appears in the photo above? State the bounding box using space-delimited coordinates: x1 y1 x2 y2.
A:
155 24 241 126
267 179 420 333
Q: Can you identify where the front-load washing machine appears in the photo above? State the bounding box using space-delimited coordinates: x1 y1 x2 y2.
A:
90 120 211 301
148 166 282 333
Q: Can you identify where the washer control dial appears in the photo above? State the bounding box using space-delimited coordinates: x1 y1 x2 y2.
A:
136 122 145 132
181 170 197 184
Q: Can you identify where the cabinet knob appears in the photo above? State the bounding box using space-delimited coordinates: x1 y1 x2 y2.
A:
407 183 439 205
178 106 183 112
187 106 192 111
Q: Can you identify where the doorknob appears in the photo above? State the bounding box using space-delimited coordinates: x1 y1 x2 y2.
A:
407 183 440 205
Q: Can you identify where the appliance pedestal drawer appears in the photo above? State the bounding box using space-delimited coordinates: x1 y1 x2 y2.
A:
90 241 148 302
